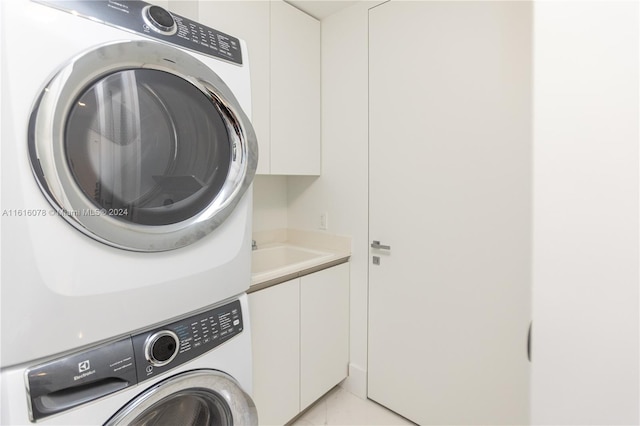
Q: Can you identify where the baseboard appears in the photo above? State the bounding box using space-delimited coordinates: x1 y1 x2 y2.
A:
339 363 367 399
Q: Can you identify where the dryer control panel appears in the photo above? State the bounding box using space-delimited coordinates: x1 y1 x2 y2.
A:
25 299 243 422
33 0 243 65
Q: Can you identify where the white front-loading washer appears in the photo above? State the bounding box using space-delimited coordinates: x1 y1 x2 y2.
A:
1 295 257 425
0 0 258 367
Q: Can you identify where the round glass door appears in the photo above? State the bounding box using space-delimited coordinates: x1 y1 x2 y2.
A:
29 41 258 251
105 370 257 426
66 68 231 226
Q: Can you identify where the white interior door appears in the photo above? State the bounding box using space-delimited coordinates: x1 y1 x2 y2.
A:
368 2 532 424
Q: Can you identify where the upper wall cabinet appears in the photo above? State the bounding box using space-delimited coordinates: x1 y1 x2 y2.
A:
199 1 321 176
270 1 321 175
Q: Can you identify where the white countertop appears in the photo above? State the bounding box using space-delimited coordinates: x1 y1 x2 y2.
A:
250 229 351 292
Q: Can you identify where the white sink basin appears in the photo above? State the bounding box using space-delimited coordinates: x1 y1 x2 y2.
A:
252 245 333 276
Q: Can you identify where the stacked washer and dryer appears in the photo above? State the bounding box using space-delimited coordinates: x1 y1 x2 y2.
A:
1 0 259 424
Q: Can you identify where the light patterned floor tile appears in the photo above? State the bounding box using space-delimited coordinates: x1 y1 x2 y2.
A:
292 386 415 426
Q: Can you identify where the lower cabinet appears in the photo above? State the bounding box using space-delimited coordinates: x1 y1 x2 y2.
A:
249 279 300 426
249 263 349 425
300 264 350 410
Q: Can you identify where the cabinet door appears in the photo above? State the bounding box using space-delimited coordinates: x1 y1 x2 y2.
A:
198 1 271 174
300 263 350 409
249 279 300 426
270 0 321 175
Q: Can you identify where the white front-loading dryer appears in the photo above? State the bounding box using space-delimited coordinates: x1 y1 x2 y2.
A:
1 295 257 425
0 0 258 367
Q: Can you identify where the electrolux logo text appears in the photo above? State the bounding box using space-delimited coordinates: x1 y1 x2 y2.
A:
74 360 96 381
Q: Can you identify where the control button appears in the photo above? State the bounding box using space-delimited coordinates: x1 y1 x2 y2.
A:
149 6 173 28
142 5 177 36
153 335 176 362
144 330 179 367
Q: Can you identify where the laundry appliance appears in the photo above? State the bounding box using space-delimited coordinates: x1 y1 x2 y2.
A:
1 295 257 425
0 0 258 371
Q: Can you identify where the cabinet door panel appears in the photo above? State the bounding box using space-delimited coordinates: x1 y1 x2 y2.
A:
249 279 300 425
270 0 321 175
300 263 350 409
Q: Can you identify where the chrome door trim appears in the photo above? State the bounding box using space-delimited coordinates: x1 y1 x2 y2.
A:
104 370 258 426
29 40 258 252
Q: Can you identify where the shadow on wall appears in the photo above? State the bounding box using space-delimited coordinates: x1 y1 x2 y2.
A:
287 175 319 205
252 175 319 233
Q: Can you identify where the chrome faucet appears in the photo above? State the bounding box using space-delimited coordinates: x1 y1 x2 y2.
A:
252 240 258 251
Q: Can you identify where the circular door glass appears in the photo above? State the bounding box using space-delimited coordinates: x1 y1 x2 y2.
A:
104 370 258 426
128 390 232 425
65 69 231 226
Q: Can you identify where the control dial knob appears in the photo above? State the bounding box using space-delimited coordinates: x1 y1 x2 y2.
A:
142 5 177 36
144 330 179 367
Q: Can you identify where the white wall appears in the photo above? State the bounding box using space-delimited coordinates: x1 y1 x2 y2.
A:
531 2 639 424
148 0 198 20
253 175 288 232
147 0 169 8
167 0 199 20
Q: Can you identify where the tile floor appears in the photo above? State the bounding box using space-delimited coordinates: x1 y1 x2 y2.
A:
290 386 415 426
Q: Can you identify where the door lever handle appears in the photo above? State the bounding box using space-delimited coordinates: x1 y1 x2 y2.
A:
371 240 391 250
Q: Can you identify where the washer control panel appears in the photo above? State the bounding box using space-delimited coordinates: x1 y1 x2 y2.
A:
25 299 243 422
34 0 243 65
131 299 243 381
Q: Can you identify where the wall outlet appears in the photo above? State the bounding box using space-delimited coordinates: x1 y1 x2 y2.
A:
320 212 328 230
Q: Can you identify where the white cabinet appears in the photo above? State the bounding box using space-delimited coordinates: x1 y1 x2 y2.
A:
249 279 300 426
198 1 320 175
249 264 349 425
300 264 350 409
270 0 321 175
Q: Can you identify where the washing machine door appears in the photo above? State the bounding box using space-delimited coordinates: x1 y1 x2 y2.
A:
105 370 257 426
29 40 258 252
